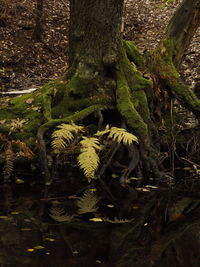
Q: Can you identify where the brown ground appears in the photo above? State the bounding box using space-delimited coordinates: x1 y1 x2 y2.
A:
0 0 199 91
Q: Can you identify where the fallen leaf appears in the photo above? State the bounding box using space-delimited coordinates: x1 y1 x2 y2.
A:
27 248 34 252
89 218 103 222
26 98 34 104
34 245 45 250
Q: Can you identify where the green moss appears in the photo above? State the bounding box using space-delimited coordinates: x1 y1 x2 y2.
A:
123 40 144 69
133 90 151 124
40 104 111 132
116 67 148 137
167 78 200 114
120 46 152 91
150 39 200 116
69 75 94 97
152 39 179 79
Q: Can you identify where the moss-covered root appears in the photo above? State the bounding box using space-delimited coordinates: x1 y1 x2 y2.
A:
151 40 200 118
116 67 170 180
116 67 149 162
123 40 145 69
116 67 148 139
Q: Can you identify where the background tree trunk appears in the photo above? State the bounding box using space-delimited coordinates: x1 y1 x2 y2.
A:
165 0 200 67
32 0 44 41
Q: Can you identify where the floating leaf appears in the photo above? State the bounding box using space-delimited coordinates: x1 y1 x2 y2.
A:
15 178 24 184
107 204 115 208
135 187 150 192
0 216 10 220
11 211 20 215
89 218 103 222
27 248 34 252
111 174 119 178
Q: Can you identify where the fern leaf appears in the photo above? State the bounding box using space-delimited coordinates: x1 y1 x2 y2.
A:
51 123 84 153
3 144 14 181
78 147 99 181
78 136 101 181
108 127 138 145
80 136 101 150
95 125 110 137
49 205 74 222
104 217 131 223
77 190 99 214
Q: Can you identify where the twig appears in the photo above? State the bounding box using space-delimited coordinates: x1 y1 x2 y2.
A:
180 157 200 168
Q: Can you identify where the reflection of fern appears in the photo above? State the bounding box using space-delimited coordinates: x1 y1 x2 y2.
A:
96 126 138 145
3 143 13 181
49 204 74 222
77 137 101 181
104 217 131 224
77 190 99 214
51 123 84 153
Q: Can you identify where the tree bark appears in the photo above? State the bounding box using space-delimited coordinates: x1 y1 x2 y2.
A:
166 0 200 67
32 0 44 41
69 0 123 71
149 0 200 118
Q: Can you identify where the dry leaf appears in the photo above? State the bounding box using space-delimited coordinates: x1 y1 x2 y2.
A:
26 98 34 104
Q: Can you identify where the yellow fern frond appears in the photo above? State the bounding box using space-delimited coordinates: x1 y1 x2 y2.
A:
77 190 99 214
78 137 101 181
80 136 101 150
49 204 74 222
51 123 84 153
95 124 110 137
78 147 99 181
104 217 131 223
108 127 138 145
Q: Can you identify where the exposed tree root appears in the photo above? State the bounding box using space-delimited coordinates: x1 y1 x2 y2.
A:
149 41 200 118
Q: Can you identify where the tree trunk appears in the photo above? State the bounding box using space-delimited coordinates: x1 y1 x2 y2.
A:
32 0 44 41
166 0 200 67
149 0 200 118
69 0 123 70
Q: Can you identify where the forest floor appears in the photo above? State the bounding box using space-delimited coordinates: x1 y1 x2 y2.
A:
0 2 200 266
0 0 199 92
